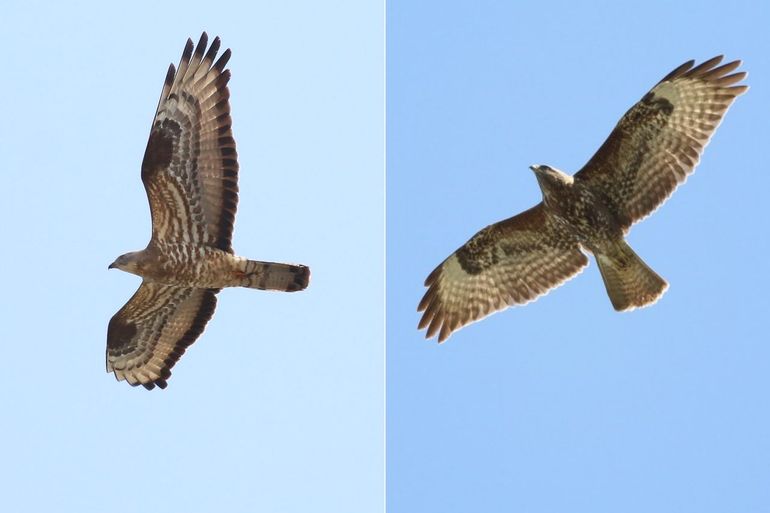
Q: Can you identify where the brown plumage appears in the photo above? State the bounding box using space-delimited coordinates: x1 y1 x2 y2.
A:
419 56 747 343
107 33 310 389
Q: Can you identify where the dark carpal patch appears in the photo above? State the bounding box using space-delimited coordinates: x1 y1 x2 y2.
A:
640 92 674 116
456 227 499 275
141 120 180 181
106 316 137 353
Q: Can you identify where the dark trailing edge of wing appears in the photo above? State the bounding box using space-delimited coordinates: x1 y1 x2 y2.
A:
142 289 219 390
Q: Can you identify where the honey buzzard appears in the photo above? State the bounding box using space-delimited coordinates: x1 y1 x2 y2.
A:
107 33 310 389
418 56 747 342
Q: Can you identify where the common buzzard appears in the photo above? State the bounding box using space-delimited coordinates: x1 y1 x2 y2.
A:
418 56 747 343
108 33 310 389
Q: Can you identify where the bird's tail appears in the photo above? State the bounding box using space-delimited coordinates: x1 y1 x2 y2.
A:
595 241 668 311
239 260 310 292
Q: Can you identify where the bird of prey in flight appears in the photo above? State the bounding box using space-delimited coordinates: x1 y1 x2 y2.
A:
107 33 310 389
418 56 747 343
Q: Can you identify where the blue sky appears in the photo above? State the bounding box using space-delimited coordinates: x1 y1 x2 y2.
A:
388 1 770 512
0 2 382 512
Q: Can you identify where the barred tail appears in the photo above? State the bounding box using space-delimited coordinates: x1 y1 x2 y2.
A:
241 260 310 292
595 241 668 311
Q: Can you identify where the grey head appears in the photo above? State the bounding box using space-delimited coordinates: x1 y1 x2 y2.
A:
108 251 143 275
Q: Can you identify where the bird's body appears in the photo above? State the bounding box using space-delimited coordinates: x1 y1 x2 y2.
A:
111 244 307 291
533 166 622 246
107 33 309 389
419 56 747 342
529 164 667 311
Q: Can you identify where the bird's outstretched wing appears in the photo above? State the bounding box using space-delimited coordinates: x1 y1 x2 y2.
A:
575 56 747 230
107 282 219 389
418 204 589 342
142 32 239 251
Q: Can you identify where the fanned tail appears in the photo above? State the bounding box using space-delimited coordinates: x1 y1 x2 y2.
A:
596 241 668 311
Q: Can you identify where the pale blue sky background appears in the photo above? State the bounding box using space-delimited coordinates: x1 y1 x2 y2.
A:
388 1 769 512
0 2 383 512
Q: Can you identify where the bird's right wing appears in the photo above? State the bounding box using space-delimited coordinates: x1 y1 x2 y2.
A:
418 204 589 343
574 56 747 230
107 282 219 389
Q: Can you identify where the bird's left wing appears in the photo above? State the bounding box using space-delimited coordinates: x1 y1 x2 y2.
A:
107 282 218 389
418 204 588 343
575 56 747 230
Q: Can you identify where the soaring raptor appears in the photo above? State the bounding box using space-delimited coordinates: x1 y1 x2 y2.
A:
108 33 310 389
418 56 747 343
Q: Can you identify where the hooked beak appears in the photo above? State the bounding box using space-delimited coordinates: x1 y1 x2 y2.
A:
529 165 539 173
108 262 116 270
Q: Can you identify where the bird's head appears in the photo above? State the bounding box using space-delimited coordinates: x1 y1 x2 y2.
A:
530 164 573 202
108 251 142 275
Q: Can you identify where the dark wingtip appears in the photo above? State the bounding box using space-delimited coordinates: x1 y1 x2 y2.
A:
204 36 221 64
417 312 430 329
181 38 194 64
731 84 749 96
214 48 232 72
686 55 724 77
659 58 695 83
164 63 176 86
194 32 208 60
